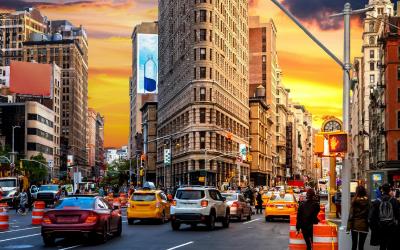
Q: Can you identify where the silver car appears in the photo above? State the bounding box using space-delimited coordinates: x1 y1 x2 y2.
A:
221 193 252 222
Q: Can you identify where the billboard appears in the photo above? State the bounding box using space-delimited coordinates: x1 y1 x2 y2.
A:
9 61 52 97
137 33 158 94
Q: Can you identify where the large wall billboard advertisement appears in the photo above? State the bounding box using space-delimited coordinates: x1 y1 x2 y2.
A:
137 33 158 94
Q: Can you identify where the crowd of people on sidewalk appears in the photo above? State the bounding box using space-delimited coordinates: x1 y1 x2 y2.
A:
296 183 400 250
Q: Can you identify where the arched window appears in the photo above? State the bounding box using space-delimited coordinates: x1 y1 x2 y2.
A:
369 22 374 32
369 36 375 45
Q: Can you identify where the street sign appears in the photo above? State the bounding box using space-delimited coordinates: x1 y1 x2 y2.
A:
164 149 171 165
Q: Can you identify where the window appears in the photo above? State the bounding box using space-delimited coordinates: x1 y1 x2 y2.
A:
193 67 197 79
200 131 206 149
200 48 206 60
194 88 197 101
398 66 400 80
398 141 400 160
200 87 206 101
200 10 207 22
200 29 207 41
369 36 375 45
398 111 400 129
398 88 400 103
194 49 196 60
200 67 207 78
262 55 266 63
370 50 375 59
370 62 375 71
398 46 400 60
370 74 375 83
369 22 374 32
200 108 206 123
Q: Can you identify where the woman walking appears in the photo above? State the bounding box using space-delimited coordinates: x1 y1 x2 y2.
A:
256 191 263 214
296 189 320 250
347 186 369 250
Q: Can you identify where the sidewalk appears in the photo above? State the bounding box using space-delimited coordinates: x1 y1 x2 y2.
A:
326 214 378 250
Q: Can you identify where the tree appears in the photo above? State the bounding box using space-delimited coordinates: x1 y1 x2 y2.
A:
22 153 48 184
102 159 133 186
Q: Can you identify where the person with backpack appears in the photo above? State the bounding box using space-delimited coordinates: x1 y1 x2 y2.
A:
369 183 400 250
347 186 369 250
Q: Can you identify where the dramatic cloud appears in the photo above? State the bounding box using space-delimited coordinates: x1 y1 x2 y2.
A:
281 0 369 30
0 0 132 10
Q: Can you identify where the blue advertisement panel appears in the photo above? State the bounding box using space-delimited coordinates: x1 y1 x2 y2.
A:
137 33 158 94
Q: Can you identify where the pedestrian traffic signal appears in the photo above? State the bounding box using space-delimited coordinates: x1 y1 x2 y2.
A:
328 133 347 153
141 154 146 161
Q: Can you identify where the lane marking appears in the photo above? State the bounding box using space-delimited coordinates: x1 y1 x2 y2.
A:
243 218 260 224
166 241 194 250
0 227 39 234
0 233 40 242
122 220 127 223
59 245 82 250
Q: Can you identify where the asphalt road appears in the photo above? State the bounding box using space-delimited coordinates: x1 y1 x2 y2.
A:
0 209 290 250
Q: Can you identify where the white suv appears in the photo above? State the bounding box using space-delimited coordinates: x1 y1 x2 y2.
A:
170 186 230 230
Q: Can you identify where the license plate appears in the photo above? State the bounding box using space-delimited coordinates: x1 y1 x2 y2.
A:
57 216 79 223
276 205 284 209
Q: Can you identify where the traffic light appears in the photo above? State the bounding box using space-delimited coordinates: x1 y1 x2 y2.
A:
314 134 324 155
140 154 146 161
328 133 348 153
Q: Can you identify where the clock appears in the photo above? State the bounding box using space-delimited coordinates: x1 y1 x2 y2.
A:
323 120 342 132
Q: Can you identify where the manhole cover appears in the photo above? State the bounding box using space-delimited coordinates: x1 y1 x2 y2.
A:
2 245 34 249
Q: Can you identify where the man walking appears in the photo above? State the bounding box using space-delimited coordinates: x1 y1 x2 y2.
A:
369 183 399 250
296 189 320 250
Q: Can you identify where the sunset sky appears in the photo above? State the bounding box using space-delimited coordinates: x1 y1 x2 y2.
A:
0 0 371 147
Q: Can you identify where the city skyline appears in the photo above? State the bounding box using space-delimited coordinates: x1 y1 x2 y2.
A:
0 0 366 147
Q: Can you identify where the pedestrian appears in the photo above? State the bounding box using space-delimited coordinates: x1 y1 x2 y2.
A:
347 185 369 250
17 188 28 215
296 189 320 250
27 187 32 211
369 183 400 250
98 186 105 197
256 191 263 214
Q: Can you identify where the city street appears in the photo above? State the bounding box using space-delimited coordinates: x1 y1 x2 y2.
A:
0 210 290 250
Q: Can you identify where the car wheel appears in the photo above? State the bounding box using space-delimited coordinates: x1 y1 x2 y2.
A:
190 223 197 229
207 213 216 230
238 212 243 222
222 211 230 228
97 225 108 243
42 235 55 246
247 211 252 221
171 220 180 231
114 219 122 237
128 218 135 225
159 211 166 224
265 216 270 222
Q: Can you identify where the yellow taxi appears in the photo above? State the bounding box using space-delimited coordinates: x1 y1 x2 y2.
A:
265 192 298 222
127 190 171 224
262 191 278 208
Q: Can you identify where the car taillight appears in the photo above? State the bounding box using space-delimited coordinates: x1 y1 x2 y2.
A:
231 202 239 208
268 204 274 208
286 204 295 208
42 215 52 224
155 202 161 208
201 200 208 207
172 200 177 206
85 213 98 223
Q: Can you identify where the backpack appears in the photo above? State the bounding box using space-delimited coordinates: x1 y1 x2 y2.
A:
378 197 397 227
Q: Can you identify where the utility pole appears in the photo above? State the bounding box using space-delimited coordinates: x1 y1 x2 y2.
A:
11 125 20 175
269 1 372 249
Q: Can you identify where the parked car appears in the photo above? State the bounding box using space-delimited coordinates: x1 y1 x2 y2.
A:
221 192 252 221
170 186 230 230
41 195 122 246
36 185 60 207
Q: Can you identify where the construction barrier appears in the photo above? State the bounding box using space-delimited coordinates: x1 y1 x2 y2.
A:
0 203 8 212
289 213 307 250
120 193 127 208
318 204 326 223
313 222 338 250
0 207 9 230
113 197 121 209
32 201 45 225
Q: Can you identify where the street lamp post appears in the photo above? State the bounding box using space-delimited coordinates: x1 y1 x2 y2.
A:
11 125 20 175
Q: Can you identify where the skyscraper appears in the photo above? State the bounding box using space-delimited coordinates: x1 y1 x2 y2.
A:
23 20 88 177
158 0 250 187
129 22 158 160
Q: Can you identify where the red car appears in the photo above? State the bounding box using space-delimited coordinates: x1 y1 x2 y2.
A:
41 195 122 246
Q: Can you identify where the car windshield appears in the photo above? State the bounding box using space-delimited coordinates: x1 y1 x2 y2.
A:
0 180 16 187
221 193 237 201
270 194 295 202
176 190 205 200
39 185 59 191
132 193 156 201
55 197 95 209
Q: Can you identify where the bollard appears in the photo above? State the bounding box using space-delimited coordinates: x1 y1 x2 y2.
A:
289 213 307 250
0 203 8 212
0 207 9 230
313 222 338 250
32 201 45 225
